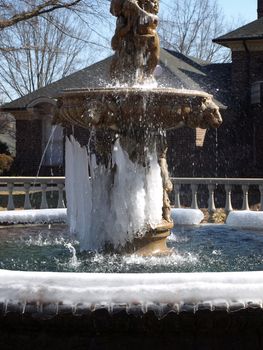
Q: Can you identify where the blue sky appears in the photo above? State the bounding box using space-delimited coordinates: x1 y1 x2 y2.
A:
218 0 257 23
161 0 257 23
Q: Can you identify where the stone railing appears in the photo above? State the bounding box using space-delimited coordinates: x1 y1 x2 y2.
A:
171 178 263 212
0 177 263 212
0 177 65 210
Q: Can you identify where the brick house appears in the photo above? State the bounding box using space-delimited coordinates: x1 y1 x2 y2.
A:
1 0 263 178
211 0 263 177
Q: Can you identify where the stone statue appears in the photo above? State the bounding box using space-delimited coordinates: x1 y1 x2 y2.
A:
158 145 173 223
110 0 160 85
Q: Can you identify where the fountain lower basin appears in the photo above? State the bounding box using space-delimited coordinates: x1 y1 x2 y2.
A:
1 222 263 304
1 223 263 348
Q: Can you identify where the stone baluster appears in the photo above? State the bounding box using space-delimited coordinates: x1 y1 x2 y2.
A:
173 183 181 208
40 183 48 209
224 184 233 213
24 183 32 209
7 183 15 210
260 185 263 211
241 185 249 211
57 183 65 208
191 184 199 209
208 184 216 213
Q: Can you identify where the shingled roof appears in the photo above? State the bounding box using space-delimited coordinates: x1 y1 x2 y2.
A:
161 49 230 108
213 17 263 44
1 56 111 111
1 48 230 112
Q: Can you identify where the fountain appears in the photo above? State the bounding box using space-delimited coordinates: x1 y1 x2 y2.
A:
55 0 222 255
3 2 263 347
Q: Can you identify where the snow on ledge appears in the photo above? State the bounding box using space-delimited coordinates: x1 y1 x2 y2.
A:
1 270 263 307
171 208 204 225
226 211 263 230
0 208 67 224
0 208 205 226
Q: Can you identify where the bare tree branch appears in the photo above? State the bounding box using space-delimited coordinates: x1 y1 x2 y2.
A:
0 0 82 29
0 11 88 98
159 0 231 63
0 0 112 100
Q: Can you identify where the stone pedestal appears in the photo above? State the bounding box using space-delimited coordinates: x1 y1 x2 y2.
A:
133 220 173 256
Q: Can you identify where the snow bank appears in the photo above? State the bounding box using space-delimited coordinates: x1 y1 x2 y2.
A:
1 270 263 306
226 211 263 230
171 208 204 225
0 209 67 224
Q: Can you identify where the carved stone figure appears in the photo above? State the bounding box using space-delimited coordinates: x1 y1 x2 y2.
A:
158 145 173 223
110 0 160 85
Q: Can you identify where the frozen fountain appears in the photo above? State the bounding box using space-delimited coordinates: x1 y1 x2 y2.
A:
55 0 222 255
3 2 263 348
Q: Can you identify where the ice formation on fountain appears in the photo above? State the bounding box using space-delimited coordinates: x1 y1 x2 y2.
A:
66 136 163 250
55 0 222 254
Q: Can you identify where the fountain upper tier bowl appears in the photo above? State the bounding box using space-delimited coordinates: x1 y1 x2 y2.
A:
55 87 222 131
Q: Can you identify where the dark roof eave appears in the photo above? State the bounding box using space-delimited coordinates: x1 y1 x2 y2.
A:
213 36 263 44
0 106 27 112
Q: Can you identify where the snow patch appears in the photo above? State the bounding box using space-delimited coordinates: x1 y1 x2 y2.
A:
0 209 67 224
226 211 263 230
171 208 204 225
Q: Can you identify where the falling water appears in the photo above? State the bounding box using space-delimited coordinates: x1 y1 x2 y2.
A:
64 242 79 268
29 125 58 204
35 125 58 178
65 136 163 251
215 129 218 177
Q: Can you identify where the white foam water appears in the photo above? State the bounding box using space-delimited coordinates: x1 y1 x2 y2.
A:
123 252 199 267
65 136 163 251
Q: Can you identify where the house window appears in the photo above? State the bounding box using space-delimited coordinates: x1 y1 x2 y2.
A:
42 118 64 166
251 81 263 105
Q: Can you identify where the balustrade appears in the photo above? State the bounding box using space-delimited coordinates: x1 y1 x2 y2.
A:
171 178 263 213
0 177 65 210
0 177 263 212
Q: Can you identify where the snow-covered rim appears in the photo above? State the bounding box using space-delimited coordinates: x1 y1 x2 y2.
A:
0 208 67 225
1 270 263 313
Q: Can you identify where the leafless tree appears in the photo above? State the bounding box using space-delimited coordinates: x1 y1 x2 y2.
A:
0 112 15 137
0 1 112 99
0 13 84 99
159 0 231 63
0 109 15 156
